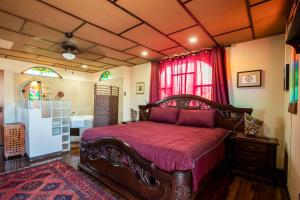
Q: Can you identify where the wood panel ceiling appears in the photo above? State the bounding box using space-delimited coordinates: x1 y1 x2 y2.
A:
0 0 291 73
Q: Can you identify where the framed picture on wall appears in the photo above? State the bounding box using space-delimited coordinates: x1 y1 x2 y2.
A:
136 82 144 94
237 70 262 87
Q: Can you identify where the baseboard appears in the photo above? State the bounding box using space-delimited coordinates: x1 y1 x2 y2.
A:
24 151 64 161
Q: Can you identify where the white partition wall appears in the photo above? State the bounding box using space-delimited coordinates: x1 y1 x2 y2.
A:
19 100 71 158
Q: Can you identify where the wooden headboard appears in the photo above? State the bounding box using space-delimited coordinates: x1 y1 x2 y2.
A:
139 94 253 132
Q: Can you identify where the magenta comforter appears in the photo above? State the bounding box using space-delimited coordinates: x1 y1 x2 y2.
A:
82 121 229 191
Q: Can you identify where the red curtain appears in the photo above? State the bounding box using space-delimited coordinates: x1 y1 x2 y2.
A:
211 47 229 104
149 47 229 104
149 61 160 103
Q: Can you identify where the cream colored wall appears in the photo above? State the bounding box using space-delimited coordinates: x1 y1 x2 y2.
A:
284 44 300 200
0 58 97 123
14 74 95 116
288 107 300 200
96 66 131 121
122 67 131 121
96 65 151 121
0 58 96 82
129 63 151 111
227 34 286 168
3 70 15 123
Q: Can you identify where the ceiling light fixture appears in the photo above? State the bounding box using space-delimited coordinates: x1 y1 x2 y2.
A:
62 49 76 60
81 65 88 69
189 37 198 44
141 51 148 56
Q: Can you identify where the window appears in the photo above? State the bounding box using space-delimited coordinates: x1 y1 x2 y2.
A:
99 71 112 81
29 81 42 100
289 49 299 114
22 67 62 78
159 55 212 100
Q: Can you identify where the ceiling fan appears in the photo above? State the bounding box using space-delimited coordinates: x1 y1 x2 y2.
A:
60 32 79 60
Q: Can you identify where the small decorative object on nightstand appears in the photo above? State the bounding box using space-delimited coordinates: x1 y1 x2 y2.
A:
231 132 279 184
244 113 263 137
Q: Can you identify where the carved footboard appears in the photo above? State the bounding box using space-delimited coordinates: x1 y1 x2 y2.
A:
79 138 192 200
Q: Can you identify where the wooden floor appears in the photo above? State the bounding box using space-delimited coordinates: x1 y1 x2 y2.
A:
0 145 290 200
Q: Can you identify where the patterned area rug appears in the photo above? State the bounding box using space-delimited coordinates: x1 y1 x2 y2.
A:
0 160 118 200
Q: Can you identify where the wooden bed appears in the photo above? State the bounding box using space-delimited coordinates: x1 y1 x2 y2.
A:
79 94 252 200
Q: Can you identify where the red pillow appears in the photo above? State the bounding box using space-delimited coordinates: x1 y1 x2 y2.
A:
149 107 179 124
177 109 216 128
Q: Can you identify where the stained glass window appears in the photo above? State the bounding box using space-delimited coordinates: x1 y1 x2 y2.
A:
289 49 299 114
29 81 41 100
22 67 62 78
99 71 112 81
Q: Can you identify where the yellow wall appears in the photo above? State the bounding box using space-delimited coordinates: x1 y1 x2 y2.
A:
226 34 286 168
284 45 300 200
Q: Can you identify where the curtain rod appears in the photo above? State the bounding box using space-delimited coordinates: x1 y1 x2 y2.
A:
157 44 231 62
159 47 212 61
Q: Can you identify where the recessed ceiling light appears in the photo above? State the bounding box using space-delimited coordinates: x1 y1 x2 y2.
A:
81 65 88 69
189 37 198 44
141 51 148 56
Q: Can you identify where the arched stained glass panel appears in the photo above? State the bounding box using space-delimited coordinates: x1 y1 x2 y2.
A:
99 71 112 81
22 67 62 78
29 81 42 100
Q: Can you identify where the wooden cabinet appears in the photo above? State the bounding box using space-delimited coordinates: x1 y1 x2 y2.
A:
231 132 278 184
2 123 25 159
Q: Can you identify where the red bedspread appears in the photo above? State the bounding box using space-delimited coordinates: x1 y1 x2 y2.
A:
82 121 229 191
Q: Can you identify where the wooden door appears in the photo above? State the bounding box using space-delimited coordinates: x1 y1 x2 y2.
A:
0 70 4 146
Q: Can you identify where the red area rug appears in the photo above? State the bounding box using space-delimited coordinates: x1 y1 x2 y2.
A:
0 160 117 200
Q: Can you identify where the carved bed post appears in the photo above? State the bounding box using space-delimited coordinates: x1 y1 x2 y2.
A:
172 171 192 200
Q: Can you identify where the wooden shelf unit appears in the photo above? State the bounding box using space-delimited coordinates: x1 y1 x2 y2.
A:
51 100 71 152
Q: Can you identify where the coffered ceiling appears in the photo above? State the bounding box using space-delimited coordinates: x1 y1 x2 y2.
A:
0 0 291 73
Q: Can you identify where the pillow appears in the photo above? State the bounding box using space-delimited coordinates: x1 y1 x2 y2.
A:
149 107 179 124
177 109 216 128
244 113 263 136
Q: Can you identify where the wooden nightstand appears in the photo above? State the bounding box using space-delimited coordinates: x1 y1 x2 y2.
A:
230 132 279 184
